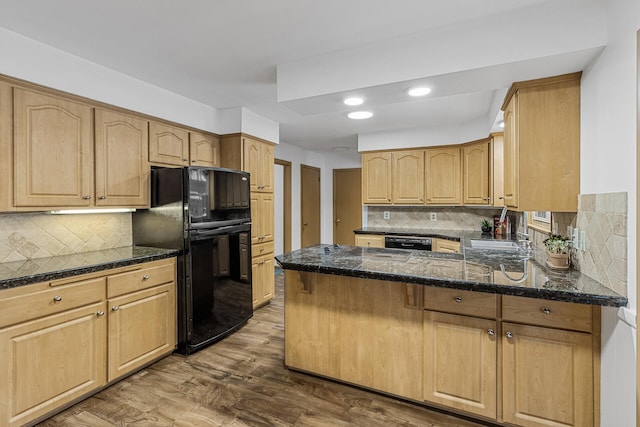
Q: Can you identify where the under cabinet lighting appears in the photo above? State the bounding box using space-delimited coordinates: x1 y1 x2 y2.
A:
499 120 505 128
49 208 136 215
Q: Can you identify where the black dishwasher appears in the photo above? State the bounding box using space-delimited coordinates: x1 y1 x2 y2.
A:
384 236 432 251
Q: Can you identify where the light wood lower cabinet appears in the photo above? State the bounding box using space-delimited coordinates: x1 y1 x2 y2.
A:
0 302 106 427
0 257 176 427
284 272 600 427
252 251 275 309
354 234 385 248
432 238 461 253
423 311 497 419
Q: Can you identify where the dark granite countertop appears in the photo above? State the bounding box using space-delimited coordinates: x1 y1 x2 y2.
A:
275 244 627 307
354 227 506 242
0 246 180 290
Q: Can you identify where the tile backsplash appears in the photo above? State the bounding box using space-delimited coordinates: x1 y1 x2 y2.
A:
0 212 132 262
572 192 628 296
367 206 507 232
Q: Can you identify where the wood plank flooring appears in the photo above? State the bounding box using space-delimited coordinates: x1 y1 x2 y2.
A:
37 270 490 427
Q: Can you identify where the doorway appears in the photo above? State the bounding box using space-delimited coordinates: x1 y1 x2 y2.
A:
333 168 362 245
275 159 291 254
300 164 321 247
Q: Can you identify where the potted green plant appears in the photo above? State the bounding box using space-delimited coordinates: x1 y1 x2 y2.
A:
543 234 571 270
481 219 492 233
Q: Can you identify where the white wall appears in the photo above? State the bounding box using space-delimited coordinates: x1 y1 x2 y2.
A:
274 142 360 249
580 0 639 425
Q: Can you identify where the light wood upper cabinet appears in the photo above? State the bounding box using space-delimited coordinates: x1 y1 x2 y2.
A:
361 152 392 204
250 192 274 245
392 150 425 204
189 131 220 167
423 311 497 419
149 122 190 166
425 147 461 205
501 73 581 211
242 136 274 192
95 109 149 207
13 87 94 207
463 139 491 205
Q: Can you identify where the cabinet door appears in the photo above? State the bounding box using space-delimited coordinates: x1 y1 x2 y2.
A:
260 143 275 192
107 283 176 381
463 141 491 205
189 131 220 167
0 302 106 427
502 322 594 427
14 88 93 207
433 238 461 253
243 137 262 192
361 152 392 204
502 95 518 208
425 148 462 205
392 150 425 204
149 122 189 166
423 311 497 419
252 253 274 308
95 109 149 207
354 235 385 248
250 193 274 245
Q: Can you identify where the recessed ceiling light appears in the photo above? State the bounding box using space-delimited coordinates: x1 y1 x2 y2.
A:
344 97 364 106
347 111 373 120
408 87 431 97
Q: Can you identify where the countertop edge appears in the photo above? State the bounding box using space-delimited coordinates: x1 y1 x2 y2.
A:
0 248 181 290
277 261 628 308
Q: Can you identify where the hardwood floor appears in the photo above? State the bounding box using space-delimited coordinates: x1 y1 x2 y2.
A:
37 270 490 427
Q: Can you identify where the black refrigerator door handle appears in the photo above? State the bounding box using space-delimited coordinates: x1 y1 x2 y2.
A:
189 224 251 240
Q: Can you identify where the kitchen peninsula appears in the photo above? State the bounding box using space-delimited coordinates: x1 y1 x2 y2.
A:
276 241 626 427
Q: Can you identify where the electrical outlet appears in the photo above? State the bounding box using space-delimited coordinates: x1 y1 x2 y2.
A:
580 230 586 251
383 211 390 220
430 212 437 221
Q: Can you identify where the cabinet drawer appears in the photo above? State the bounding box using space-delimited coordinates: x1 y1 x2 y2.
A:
0 277 105 328
107 261 175 298
253 241 274 258
502 295 593 332
423 287 497 319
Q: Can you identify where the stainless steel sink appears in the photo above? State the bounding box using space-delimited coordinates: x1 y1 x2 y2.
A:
469 239 521 250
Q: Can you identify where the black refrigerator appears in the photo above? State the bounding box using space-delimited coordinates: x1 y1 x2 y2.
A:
133 166 253 354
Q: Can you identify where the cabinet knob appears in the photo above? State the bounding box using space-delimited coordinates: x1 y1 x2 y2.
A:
192 160 196 163
98 196 106 200
498 196 505 200
484 197 491 201
53 296 62 302
335 219 341 223
182 158 188 162
142 275 150 280
505 331 513 339
82 195 91 200
97 311 105 317
112 305 120 312
454 296 463 303
487 328 495 336
542 307 551 315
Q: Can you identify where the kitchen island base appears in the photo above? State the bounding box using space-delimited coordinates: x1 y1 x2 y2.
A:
284 270 600 427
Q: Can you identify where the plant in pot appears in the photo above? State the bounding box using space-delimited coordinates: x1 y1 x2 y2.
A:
543 234 571 270
481 219 492 233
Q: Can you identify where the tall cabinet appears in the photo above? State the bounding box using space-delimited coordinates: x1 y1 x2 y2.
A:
220 133 276 309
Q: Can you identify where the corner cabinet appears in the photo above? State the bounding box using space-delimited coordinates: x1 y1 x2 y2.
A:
501 73 581 211
0 257 177 427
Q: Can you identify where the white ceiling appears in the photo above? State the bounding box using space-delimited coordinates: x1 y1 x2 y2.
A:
0 0 607 153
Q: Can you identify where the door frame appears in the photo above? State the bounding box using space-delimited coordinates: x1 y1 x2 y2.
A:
275 159 292 253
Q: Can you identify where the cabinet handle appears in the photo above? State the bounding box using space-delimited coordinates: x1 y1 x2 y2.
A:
82 195 91 200
498 196 505 200
192 160 196 163
483 197 491 201
454 296 463 303
182 158 188 162
112 305 120 312
53 296 62 302
542 307 551 315
487 328 495 336
142 275 150 280
505 331 513 339
97 311 105 317
98 196 106 200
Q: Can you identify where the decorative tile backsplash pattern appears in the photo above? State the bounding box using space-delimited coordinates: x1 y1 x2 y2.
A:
572 192 627 296
0 213 132 263
367 206 505 231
